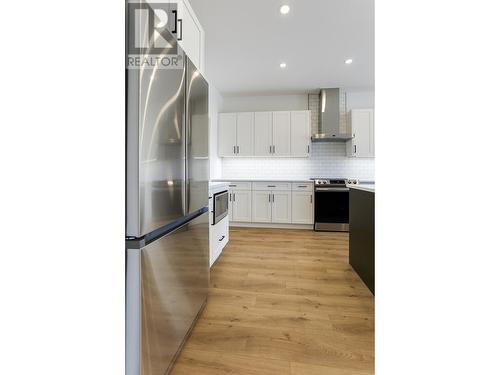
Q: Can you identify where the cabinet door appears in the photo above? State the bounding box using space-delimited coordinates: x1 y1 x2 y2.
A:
177 1 202 70
236 112 254 156
290 111 311 157
292 192 313 224
271 191 292 223
252 191 272 223
219 113 237 157
232 190 252 222
272 112 291 156
350 109 374 158
254 112 273 156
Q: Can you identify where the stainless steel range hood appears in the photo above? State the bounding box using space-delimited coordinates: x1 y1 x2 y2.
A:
312 88 353 142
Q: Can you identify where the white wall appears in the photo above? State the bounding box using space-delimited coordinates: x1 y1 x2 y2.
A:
221 94 308 112
346 88 375 109
219 90 373 113
209 85 223 179
218 89 375 181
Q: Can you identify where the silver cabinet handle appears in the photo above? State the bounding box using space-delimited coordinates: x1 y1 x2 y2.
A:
272 194 274 202
298 185 307 188
307 145 310 154
218 235 225 242
267 185 276 188
268 194 271 202
273 145 276 153
229 184 236 187
237 145 239 154
233 146 236 154
233 193 236 201
269 145 272 154
354 145 357 154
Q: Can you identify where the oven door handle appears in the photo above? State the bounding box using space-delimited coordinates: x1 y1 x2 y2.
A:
315 187 350 192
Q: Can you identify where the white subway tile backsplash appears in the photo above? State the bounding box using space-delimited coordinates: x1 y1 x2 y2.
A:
221 143 375 180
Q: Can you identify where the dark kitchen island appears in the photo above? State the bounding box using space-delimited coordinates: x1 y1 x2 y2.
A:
349 185 375 294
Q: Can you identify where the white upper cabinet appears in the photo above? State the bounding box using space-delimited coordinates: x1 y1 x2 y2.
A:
175 0 205 72
272 112 291 156
290 111 311 157
254 112 273 156
218 113 254 156
218 113 237 157
219 110 310 158
346 109 375 158
236 113 254 156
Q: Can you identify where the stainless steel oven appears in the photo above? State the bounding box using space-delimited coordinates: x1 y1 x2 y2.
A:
313 179 350 232
212 190 229 225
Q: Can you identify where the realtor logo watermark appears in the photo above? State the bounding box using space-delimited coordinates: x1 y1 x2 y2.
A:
127 1 183 69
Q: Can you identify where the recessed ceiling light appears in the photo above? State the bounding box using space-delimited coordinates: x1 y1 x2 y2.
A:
280 62 287 68
345 58 353 64
280 5 290 15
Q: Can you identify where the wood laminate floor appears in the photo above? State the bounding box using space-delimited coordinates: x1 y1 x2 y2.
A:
170 227 374 375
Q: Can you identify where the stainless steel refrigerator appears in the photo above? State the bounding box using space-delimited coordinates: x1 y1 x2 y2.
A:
125 14 209 374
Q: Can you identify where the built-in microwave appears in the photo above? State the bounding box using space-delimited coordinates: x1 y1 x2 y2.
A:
212 190 229 225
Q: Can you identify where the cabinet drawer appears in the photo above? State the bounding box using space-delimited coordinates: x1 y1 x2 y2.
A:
252 182 291 191
228 181 252 190
292 182 313 192
210 216 229 267
214 218 228 244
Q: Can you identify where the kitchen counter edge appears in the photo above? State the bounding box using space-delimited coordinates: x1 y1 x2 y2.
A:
349 184 375 193
211 178 313 183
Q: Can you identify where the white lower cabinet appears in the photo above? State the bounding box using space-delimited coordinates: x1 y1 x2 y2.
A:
251 190 291 224
292 191 313 224
228 181 313 227
252 191 272 222
231 190 252 222
271 191 292 223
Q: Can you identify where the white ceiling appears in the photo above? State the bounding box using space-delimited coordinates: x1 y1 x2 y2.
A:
190 0 374 95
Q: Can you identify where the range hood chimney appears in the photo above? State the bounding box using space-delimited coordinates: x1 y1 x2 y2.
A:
312 88 352 142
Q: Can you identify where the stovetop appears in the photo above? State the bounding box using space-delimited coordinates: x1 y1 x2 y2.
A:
310 178 359 186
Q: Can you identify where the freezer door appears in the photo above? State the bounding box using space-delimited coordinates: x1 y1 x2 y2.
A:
126 210 209 375
127 48 187 238
186 58 209 214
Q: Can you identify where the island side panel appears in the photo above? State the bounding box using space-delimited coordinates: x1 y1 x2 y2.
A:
349 188 375 294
